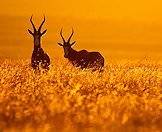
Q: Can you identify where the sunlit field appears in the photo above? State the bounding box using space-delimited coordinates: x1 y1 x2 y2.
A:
1 0 162 131
0 58 161 132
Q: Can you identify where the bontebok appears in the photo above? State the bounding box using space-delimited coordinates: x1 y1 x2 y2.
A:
58 29 104 71
28 16 50 71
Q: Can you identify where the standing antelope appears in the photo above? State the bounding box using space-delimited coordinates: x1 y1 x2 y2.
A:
58 29 104 71
28 16 50 71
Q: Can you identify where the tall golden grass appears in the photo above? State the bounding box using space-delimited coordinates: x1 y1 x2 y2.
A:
0 58 161 132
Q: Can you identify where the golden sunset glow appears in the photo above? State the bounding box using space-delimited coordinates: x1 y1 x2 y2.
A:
1 0 162 19
0 0 162 60
0 1 162 132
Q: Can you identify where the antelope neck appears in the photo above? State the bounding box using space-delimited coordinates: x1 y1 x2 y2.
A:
34 41 41 49
67 47 77 60
34 45 41 51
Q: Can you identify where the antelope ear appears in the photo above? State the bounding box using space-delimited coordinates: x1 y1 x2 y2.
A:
41 29 47 36
58 43 63 46
71 41 76 46
28 29 34 35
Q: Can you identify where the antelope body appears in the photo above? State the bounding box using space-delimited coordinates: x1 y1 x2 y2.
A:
58 29 104 70
28 16 50 71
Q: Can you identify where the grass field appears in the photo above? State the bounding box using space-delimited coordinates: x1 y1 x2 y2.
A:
0 58 161 132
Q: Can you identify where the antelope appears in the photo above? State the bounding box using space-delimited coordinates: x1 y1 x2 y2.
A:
28 16 50 71
58 29 104 71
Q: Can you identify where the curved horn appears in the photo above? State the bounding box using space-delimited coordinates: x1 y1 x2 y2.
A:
68 28 74 43
38 15 46 32
60 28 65 43
30 15 36 32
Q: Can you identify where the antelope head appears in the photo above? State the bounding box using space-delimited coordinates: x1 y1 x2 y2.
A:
58 28 76 58
28 15 47 48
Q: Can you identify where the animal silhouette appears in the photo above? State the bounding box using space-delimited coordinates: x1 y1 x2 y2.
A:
58 29 104 71
28 16 50 71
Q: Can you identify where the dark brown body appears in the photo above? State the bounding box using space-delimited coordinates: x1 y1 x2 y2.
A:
58 29 104 71
66 48 104 70
28 16 50 71
31 47 50 70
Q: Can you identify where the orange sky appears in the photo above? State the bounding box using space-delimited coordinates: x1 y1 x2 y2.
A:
0 1 162 60
1 0 162 20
